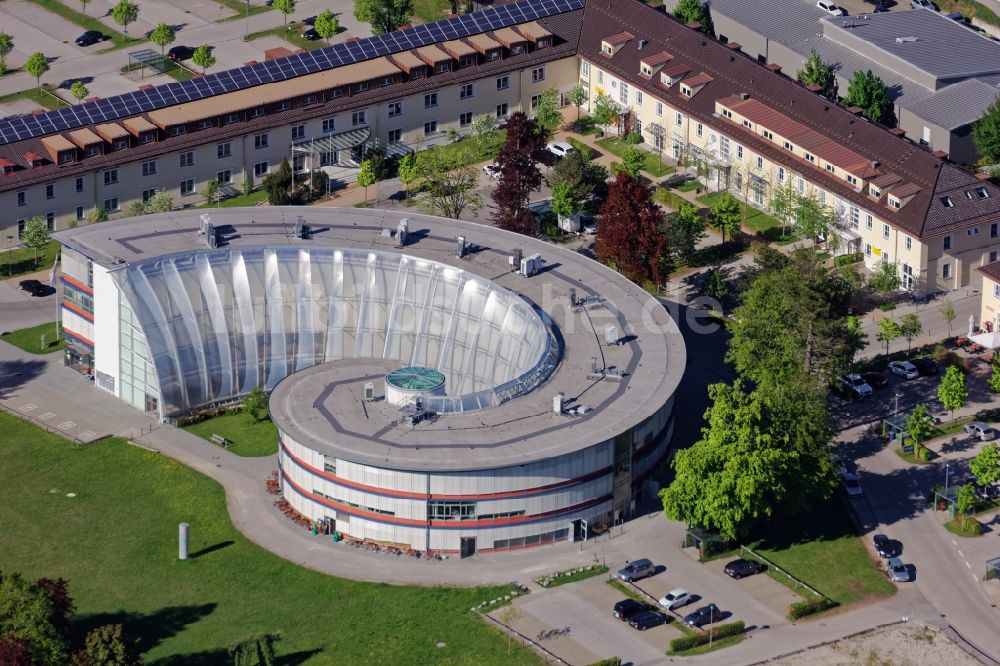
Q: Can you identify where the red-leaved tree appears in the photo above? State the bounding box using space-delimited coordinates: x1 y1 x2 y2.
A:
0 638 33 666
491 112 546 235
597 173 667 285
36 577 74 639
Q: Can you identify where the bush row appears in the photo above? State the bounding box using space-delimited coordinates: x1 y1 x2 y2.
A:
585 659 622 666
668 621 745 653
174 404 241 427
787 597 838 620
834 252 863 267
654 187 690 212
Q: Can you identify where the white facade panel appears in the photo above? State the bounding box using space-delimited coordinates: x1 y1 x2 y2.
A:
92 264 120 395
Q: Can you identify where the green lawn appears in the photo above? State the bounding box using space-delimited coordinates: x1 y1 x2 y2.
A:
0 411 539 665
413 0 452 23
0 85 68 111
2 240 62 280
596 137 675 178
748 499 896 606
674 181 702 193
182 411 279 457
198 189 269 209
535 565 608 588
698 192 797 243
216 0 275 21
24 0 137 50
245 23 328 51
1 322 63 354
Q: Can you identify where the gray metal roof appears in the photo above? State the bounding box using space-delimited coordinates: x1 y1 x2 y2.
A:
707 0 827 45
905 78 1000 130
820 10 1000 83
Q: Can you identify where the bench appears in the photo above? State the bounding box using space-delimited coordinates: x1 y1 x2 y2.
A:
209 434 230 449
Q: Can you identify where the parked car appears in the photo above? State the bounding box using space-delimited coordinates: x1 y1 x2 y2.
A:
683 603 720 627
617 558 655 582
76 30 108 47
302 27 320 40
873 534 899 558
861 372 889 389
884 557 912 582
724 559 763 579
658 588 692 611
19 279 46 297
911 357 938 376
840 373 873 399
888 360 919 379
872 2 889 12
168 45 193 61
629 609 670 630
910 0 937 9
582 218 597 235
974 483 1000 500
546 141 575 159
841 472 864 497
483 163 501 180
817 0 848 15
612 598 647 621
964 422 997 441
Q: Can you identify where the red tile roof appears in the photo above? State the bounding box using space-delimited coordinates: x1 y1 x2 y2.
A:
604 31 634 44
682 72 713 87
642 51 674 67
979 261 1000 282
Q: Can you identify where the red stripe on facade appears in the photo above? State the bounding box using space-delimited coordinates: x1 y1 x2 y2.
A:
62 275 93 294
280 441 612 501
62 302 94 322
63 328 94 348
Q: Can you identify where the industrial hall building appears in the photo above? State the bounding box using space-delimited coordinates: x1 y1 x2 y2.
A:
4 0 1000 296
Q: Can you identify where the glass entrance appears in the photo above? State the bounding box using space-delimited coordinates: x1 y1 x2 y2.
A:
460 537 476 558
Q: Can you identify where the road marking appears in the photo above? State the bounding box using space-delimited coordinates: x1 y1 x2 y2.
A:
19 403 36 412
951 539 958 546
958 549 965 558
38 412 55 420
973 574 979 583
79 431 96 440
965 561 972 569
57 421 76 430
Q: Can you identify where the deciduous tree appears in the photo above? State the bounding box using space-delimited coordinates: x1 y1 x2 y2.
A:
549 149 607 205
314 9 340 44
551 181 579 222
906 403 934 448
844 69 895 126
357 158 376 204
868 261 901 300
956 484 978 515
596 173 666 285
70 80 89 104
971 443 1000 485
0 638 32 666
568 84 587 130
592 94 620 135
796 50 836 98
111 0 140 37
243 386 267 423
272 0 296 26
673 0 714 35
0 33 14 75
938 365 967 421
973 97 1000 165
792 195 836 242
192 45 216 74
533 88 561 137
354 0 414 35
941 300 957 338
613 146 645 178
150 22 176 57
415 149 481 219
21 217 49 267
0 573 70 665
660 203 705 261
491 112 545 234
767 177 798 237
24 52 49 90
204 179 220 206
708 192 741 242
899 313 922 351
70 624 142 666
877 316 900 356
262 158 293 205
397 152 417 200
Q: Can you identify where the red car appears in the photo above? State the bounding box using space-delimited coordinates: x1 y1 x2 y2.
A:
861 372 889 389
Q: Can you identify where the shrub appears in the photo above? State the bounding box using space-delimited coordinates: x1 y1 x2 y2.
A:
834 252 863 267
586 659 622 666
948 514 985 537
917 445 932 461
788 597 838 620
623 131 643 145
654 187 688 211
567 137 595 160
668 621 745 654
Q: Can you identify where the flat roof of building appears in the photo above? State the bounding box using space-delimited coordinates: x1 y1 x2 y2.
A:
55 207 686 472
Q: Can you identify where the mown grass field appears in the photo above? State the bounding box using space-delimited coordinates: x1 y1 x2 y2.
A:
182 411 278 457
1 321 63 354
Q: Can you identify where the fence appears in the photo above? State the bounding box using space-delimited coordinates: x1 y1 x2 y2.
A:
477 610 571 665
0 400 93 446
740 545 826 600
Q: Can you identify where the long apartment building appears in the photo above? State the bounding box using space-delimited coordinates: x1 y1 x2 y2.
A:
3 0 1000 295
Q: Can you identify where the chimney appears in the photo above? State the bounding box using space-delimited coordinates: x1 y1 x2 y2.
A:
870 160 880 169
889 127 906 138
766 63 782 73
138 84 154 91
686 21 701 31
805 83 822 93
739 92 749 100
84 96 99 103
726 42 742 50
846 106 863 115
243 60 258 66
932 150 948 160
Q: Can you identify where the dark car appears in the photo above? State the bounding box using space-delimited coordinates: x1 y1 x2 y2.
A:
75 30 107 47
302 27 320 40
628 610 669 630
19 279 46 297
612 598 647 621
724 559 763 579
872 2 889 11
911 357 938 376
861 371 889 389
873 534 899 558
168 45 193 61
683 603 720 628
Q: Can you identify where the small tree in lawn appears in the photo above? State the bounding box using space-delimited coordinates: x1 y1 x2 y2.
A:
868 261 901 303
597 173 666 285
792 196 836 243
24 52 49 90
592 93 620 135
906 403 934 451
899 313 922 351
709 192 741 242
533 88 561 138
956 483 978 515
150 22 176 58
21 217 50 268
70 81 89 105
612 146 645 178
660 203 705 261
470 113 498 153
0 33 14 75
938 365 967 422
568 84 587 131
877 316 900 356
357 158 376 204
970 442 1000 485
397 152 417 200
243 387 267 423
314 9 339 44
228 632 280 666
192 45 216 74
204 178 220 206
111 0 140 38
767 177 798 237
940 301 957 339
415 149 481 219
272 0 296 26
72 624 142 666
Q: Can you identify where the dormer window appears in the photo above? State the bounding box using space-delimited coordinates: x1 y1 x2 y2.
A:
941 196 954 207
436 62 449 73
870 186 881 198
825 164 835 174
537 38 549 48
977 187 990 199
742 119 751 128
641 64 652 76
680 84 692 97
763 130 773 140
783 141 793 151
805 153 815 163
601 42 614 55
847 174 858 186
382 76 395 86
511 43 525 54
888 196 901 209
721 109 732 118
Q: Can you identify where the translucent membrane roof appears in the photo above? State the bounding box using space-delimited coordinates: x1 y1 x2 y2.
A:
113 246 557 417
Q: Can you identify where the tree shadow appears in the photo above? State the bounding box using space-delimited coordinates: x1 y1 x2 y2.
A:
189 540 234 558
149 647 322 666
71 603 217 653
0 358 48 399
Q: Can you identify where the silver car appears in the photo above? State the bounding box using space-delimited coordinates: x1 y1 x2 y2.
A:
617 558 655 582
964 422 997 441
658 588 692 610
888 361 919 379
885 557 911 582
841 472 863 498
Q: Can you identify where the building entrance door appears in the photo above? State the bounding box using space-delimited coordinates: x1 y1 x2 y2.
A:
460 537 476 558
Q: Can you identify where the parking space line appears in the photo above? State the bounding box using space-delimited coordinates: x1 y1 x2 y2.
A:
19 403 37 412
965 561 972 569
958 549 965 558
38 412 55 420
951 539 958 546
57 421 76 430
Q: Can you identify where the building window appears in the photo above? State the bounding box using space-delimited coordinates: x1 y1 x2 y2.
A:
943 262 952 279
293 154 306 171
305 94 318 105
763 130 773 140
655 101 662 116
224 113 240 125
104 169 119 185
818 190 826 205
179 151 195 168
44 184 54 200
424 120 438 136
424 92 439 108
496 103 509 118
777 167 785 182
180 179 194 196
217 170 232 184
254 161 269 177
756 156 763 170
635 89 643 105
486 48 499 61
353 82 369 93
850 206 860 229
254 133 269 149
581 61 590 78
993 222 998 239
217 142 232 159
531 67 545 82
696 123 703 138
75 177 84 193
460 111 473 127
250 107 264 119
796 176 805 193
620 82 629 105
865 243 871 256
969 227 980 236
992 251 999 264
940 196 954 207
977 187 990 199
388 101 402 117
351 110 367 126
198 119 213 130
387 128 402 142
596 70 604 85
278 101 292 111
804 153 815 163
497 75 510 91
825 164 835 174
905 235 912 251
719 136 730 160
291 124 305 141
460 83 474 99
44 212 54 230
140 132 156 144
866 214 873 230
882 223 890 239
141 188 157 203
783 141 793 151
944 235 952 251
141 160 157 176
995 283 1000 299
847 175 858 186
721 108 732 118
322 117 336 134
75 206 85 221
104 197 120 212
435 62 449 74
530 94 540 110
675 112 683 126
428 500 477 521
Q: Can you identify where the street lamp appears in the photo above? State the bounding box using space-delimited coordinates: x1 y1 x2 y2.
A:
5 234 13 277
709 605 715 647
894 392 902 418
945 462 952 494
245 0 250 39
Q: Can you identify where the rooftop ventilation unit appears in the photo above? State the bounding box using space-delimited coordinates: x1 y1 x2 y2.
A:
569 287 578 308
509 248 523 272
397 219 409 247
553 392 565 414
638 38 648 49
519 253 543 277
895 36 918 43
456 235 466 258
295 215 309 240
605 325 619 346
198 213 212 235
205 222 217 249
364 382 375 402
739 92 750 100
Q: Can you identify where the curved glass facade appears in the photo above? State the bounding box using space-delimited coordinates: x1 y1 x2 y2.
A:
113 247 555 417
